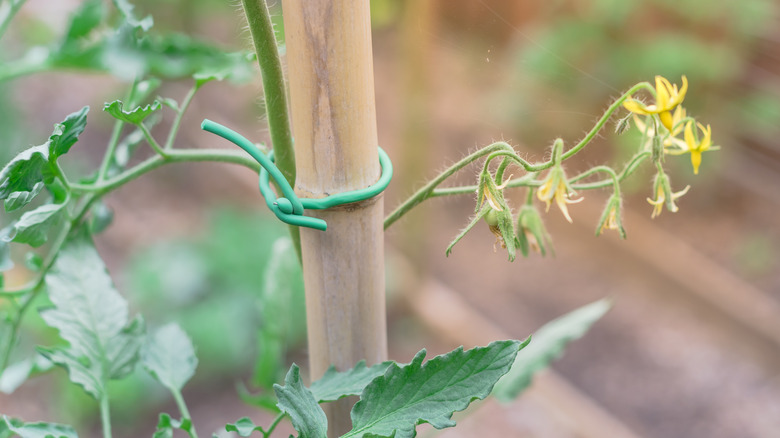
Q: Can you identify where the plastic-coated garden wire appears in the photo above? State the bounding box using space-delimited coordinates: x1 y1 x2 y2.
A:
201 119 392 231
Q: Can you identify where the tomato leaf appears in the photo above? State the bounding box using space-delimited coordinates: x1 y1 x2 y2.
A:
48 106 89 159
11 203 66 247
493 298 612 401
142 323 198 392
225 417 265 437
37 231 145 399
342 340 524 438
2 415 78 438
274 364 327 438
310 360 393 403
64 0 104 44
103 100 160 125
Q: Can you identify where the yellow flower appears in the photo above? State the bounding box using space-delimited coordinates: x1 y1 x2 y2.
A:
683 121 712 175
647 183 690 218
537 168 582 223
479 174 511 211
623 76 688 132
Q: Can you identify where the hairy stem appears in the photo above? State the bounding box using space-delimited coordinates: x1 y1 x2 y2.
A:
562 81 654 160
240 0 300 258
384 142 515 230
70 149 261 195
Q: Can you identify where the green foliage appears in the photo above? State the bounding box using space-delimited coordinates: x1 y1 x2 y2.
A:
103 100 161 125
274 365 328 438
493 299 612 401
309 360 393 403
0 354 52 394
1 415 78 438
142 323 197 393
11 204 66 247
342 340 525 438
37 231 145 400
152 413 195 438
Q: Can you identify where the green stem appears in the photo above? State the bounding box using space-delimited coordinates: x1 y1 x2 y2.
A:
264 412 285 438
0 0 27 41
561 81 654 160
70 149 261 195
164 84 199 151
241 0 295 184
98 81 137 182
138 123 167 157
569 151 650 190
384 142 515 230
100 396 112 438
240 0 299 259
172 389 199 438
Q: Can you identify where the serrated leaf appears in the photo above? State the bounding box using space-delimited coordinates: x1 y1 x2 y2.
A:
64 0 103 44
153 413 192 438
0 355 53 394
2 416 78 438
37 231 144 399
193 52 255 86
310 361 393 403
0 145 50 200
111 0 153 31
142 323 197 392
493 299 612 401
274 365 327 438
48 106 89 159
0 227 13 272
159 97 179 112
103 100 161 125
225 417 264 437
4 182 44 212
343 340 524 438
12 203 66 247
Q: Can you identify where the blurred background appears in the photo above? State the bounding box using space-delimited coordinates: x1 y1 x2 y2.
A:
1 0 780 437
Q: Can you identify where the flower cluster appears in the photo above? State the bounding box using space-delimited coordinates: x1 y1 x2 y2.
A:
444 75 717 261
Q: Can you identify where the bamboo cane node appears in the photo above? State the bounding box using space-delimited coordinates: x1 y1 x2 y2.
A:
201 119 392 231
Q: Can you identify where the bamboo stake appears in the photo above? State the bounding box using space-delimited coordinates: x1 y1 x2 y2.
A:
281 1 387 435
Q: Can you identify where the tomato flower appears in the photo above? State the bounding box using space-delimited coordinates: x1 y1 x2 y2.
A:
683 121 713 175
536 167 582 223
623 76 688 132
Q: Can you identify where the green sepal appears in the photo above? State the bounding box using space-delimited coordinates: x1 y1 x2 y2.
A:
446 205 490 257
494 206 517 262
104 100 161 125
515 204 554 257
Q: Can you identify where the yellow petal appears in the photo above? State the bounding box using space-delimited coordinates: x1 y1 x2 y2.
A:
698 123 712 150
623 99 651 115
655 76 672 109
659 111 674 132
690 150 702 175
684 120 695 150
674 75 688 106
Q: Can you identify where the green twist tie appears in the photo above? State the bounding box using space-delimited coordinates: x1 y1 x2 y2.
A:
201 119 392 231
